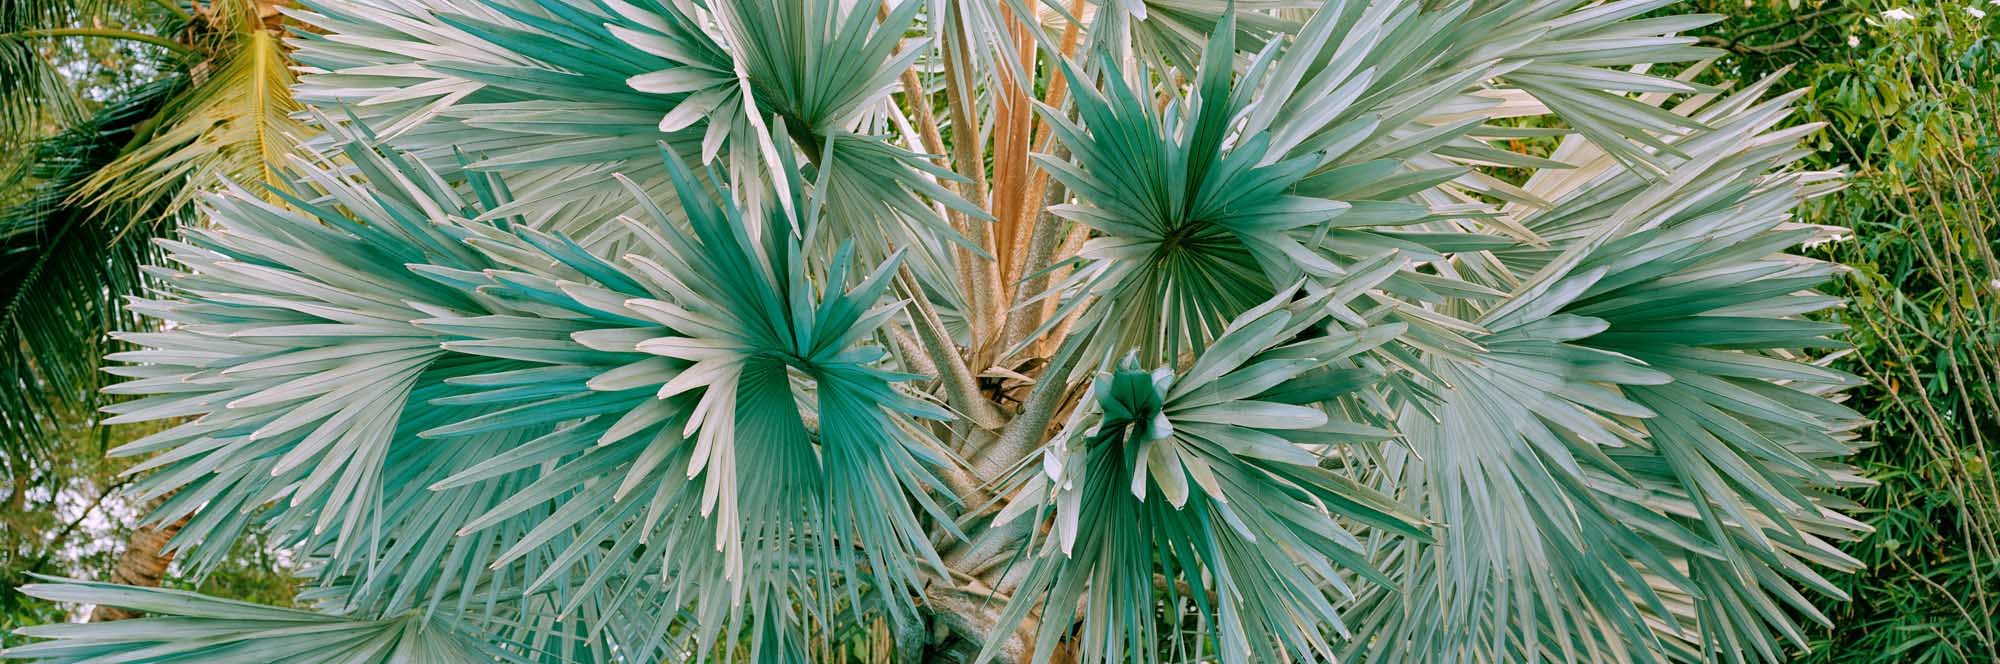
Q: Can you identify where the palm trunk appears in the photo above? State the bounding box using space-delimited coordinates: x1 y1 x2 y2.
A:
88 501 189 622
7 463 29 519
923 589 1040 664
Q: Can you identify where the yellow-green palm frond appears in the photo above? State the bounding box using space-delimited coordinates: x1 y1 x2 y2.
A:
71 0 301 231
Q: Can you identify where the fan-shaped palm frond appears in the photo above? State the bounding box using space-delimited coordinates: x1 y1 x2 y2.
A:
289 0 982 270
413 144 967 657
286 0 702 237
1343 73 1865 664
984 282 1425 664
5 1 1874 663
1027 13 1347 364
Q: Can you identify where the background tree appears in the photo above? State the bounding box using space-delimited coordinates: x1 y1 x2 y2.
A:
1 0 302 458
0 0 303 630
1682 2 2000 661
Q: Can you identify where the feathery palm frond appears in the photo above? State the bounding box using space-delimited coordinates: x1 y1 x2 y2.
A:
71 0 304 229
1 0 194 191
4 1 1874 662
0 77 181 461
1 0 99 152
2 0 299 459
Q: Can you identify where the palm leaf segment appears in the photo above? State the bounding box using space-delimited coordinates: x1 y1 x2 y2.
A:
7 579 504 663
285 0 714 240
73 134 640 661
4 0 1875 662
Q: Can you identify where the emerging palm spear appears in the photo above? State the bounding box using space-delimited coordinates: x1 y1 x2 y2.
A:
6 0 1869 662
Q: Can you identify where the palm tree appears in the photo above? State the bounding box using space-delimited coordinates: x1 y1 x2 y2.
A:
1 0 302 453
5 0 1867 662
2 0 302 622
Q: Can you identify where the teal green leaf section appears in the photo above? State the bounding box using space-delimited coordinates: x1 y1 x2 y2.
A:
288 0 703 236
291 0 981 278
415 144 963 657
1031 12 1340 365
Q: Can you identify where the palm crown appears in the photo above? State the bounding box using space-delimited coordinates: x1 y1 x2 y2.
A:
5 0 1866 662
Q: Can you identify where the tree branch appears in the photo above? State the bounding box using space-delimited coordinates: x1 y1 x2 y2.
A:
25 475 134 580
1695 6 1844 57
7 28 197 58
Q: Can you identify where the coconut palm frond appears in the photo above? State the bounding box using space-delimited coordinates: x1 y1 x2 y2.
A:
0 77 182 459
0 0 105 153
70 0 303 232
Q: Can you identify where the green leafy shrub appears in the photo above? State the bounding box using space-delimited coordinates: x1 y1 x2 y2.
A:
1680 2 2000 661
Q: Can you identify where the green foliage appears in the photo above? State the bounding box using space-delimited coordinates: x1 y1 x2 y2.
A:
3 0 304 459
1677 1 2000 661
71 3 307 226
0 76 178 460
0 406 298 650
